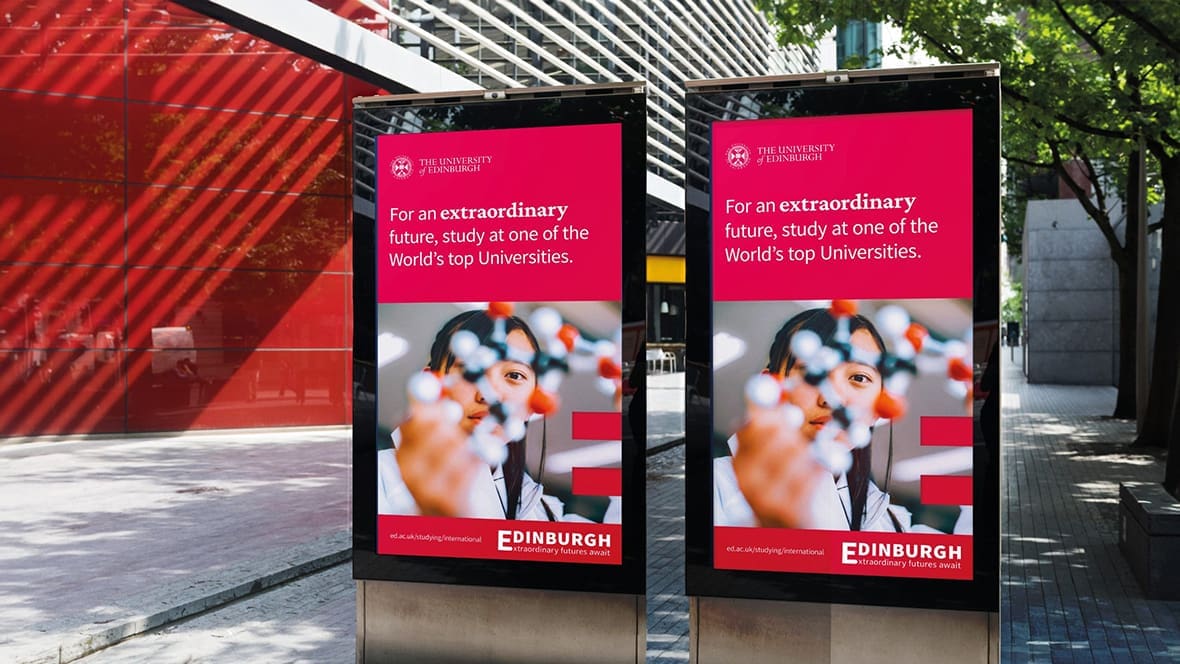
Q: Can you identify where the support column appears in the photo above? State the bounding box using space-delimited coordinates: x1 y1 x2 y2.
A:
358 580 645 663
691 597 997 664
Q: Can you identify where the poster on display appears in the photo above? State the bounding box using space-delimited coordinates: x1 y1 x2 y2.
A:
353 87 646 594
684 68 1000 611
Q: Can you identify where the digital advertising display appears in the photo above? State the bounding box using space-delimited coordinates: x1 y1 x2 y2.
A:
685 70 1000 612
353 87 646 594
712 110 974 579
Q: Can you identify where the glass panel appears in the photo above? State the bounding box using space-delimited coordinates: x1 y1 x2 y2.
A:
127 185 348 271
126 104 346 194
0 0 124 97
0 90 125 182
125 348 349 431
125 267 348 349
127 11 344 118
0 349 124 436
0 178 123 265
0 264 125 350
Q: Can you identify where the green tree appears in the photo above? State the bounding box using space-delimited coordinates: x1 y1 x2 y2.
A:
1002 282 1023 324
757 1 1180 486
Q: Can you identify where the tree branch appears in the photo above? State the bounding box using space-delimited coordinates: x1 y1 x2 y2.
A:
1003 154 1055 170
1053 0 1106 56
1048 141 1128 264
912 29 965 64
1098 0 1180 60
1077 144 1112 221
1002 85 1132 140
1162 129 1180 150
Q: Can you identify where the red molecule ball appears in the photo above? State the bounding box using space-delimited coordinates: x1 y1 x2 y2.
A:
904 323 928 352
874 390 907 421
947 357 973 382
529 388 559 416
487 301 514 318
557 324 580 352
598 357 622 380
830 299 858 317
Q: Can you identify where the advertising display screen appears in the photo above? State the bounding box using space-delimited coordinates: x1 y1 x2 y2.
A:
353 88 646 594
685 70 1000 611
377 124 623 564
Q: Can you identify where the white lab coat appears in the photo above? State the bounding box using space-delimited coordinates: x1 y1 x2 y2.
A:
713 435 971 533
378 430 621 523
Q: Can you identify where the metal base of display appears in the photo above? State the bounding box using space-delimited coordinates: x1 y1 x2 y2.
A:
356 580 645 663
690 597 997 663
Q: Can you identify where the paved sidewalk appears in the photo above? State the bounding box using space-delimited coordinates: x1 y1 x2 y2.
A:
646 370 686 451
646 444 688 663
0 428 351 664
9 356 1180 663
75 564 355 663
1001 354 1180 662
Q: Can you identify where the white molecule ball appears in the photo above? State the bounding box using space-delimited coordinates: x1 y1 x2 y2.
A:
450 330 479 361
597 376 617 396
875 305 910 340
594 339 616 359
529 307 562 339
782 404 804 430
790 329 822 363
848 423 872 449
745 373 782 409
814 347 841 374
407 371 442 403
471 431 509 466
944 340 968 359
472 346 498 373
503 417 526 442
441 399 464 424
946 379 970 400
813 438 853 475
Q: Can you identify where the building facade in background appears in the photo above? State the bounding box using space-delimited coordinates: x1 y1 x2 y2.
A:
1021 199 1161 385
0 0 815 437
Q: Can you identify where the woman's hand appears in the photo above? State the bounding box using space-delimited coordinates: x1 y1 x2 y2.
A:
396 400 484 517
732 404 830 529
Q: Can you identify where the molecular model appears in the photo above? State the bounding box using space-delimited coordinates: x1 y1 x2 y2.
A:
743 299 973 475
406 302 622 466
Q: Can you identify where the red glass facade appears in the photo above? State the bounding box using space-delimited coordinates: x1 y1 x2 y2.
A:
0 0 374 436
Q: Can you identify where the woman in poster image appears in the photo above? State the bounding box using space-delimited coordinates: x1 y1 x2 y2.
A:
714 307 971 534
378 309 619 523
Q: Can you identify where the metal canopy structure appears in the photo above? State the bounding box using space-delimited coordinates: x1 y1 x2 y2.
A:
171 0 819 212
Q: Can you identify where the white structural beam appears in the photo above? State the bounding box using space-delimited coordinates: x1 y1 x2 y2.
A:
170 0 481 93
173 0 746 211
647 172 685 210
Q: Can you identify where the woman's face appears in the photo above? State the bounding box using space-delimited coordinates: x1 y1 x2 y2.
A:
446 328 537 434
786 328 883 443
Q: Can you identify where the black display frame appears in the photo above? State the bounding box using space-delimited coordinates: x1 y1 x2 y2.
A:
352 84 647 595
683 67 1001 612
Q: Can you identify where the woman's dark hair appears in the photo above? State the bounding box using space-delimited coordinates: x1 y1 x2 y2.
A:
428 310 542 520
766 308 886 531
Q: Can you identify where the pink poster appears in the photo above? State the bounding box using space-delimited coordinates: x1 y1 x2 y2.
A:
711 110 975 580
712 110 972 302
377 124 621 304
374 124 624 565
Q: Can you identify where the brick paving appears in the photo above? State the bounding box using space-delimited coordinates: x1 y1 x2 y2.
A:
646 443 689 663
1002 355 1180 663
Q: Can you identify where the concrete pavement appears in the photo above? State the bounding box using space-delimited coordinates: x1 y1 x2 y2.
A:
0 428 351 663
75 564 355 663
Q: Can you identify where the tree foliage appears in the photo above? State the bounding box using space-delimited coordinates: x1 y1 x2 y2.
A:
757 0 1180 485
